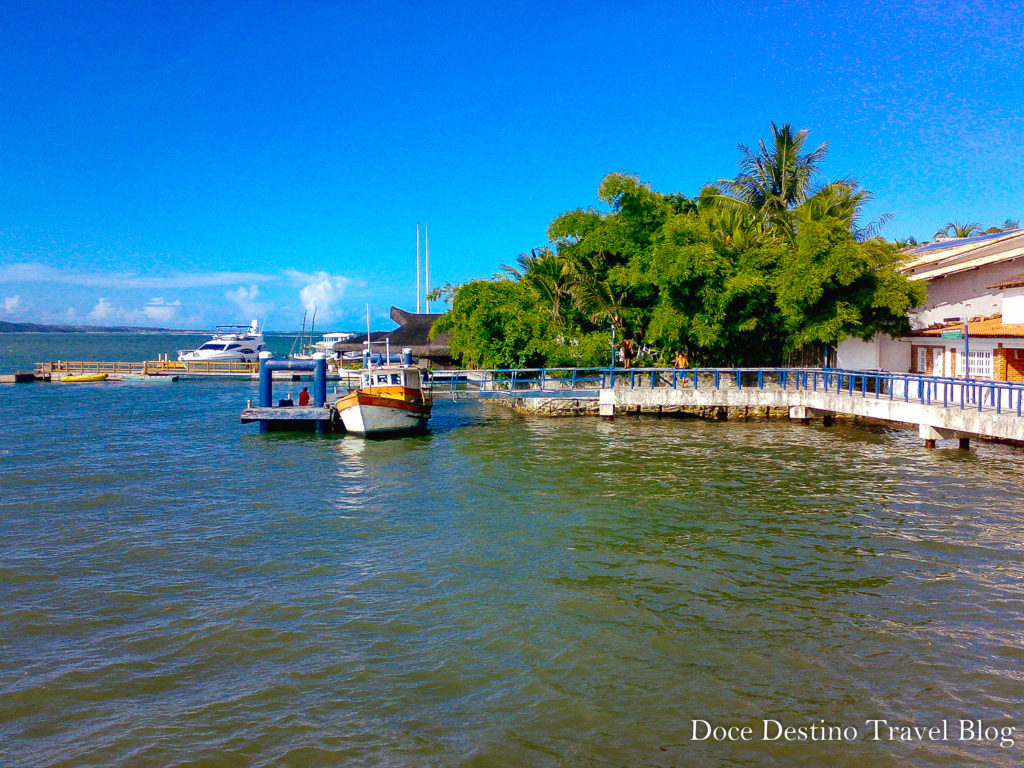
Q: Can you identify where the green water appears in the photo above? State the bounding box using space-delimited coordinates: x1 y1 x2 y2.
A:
1 334 1023 766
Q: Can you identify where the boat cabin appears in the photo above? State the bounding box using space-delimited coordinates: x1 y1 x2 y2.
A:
360 367 422 391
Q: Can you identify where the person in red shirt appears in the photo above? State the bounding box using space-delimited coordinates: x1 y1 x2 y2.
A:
298 387 310 406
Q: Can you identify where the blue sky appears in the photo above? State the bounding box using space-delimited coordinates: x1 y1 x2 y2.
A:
1 0 1022 330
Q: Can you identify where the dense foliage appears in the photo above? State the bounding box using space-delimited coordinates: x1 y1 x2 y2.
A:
433 123 927 368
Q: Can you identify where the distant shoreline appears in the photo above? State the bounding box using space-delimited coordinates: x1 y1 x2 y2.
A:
0 322 313 334
0 321 196 333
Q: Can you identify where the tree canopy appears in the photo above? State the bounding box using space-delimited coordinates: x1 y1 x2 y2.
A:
434 123 926 368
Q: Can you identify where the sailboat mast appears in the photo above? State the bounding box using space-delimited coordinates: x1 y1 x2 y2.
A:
416 223 421 314
425 223 430 314
290 309 307 357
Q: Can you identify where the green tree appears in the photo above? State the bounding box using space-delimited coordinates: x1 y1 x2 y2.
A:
431 279 554 369
773 220 925 347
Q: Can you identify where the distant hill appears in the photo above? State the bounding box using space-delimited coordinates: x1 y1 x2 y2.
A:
0 321 188 333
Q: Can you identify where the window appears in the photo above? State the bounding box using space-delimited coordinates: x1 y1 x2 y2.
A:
390 374 402 385
916 347 927 373
225 344 241 350
199 343 226 351
967 350 992 379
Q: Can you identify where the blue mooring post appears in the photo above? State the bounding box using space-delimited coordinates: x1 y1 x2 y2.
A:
258 351 273 434
313 353 327 434
259 351 273 407
313 353 327 407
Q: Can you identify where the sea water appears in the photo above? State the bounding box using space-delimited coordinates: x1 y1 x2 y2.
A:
1 333 1023 767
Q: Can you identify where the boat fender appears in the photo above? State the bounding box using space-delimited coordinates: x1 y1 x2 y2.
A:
330 406 340 431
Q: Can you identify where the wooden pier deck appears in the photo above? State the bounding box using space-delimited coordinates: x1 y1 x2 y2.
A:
29 360 360 381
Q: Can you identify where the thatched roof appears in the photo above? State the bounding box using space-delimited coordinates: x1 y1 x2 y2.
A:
333 306 451 358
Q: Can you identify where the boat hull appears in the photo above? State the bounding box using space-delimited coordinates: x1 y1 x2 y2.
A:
336 391 430 436
62 373 108 383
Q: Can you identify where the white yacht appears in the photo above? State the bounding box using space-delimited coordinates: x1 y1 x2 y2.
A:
178 320 266 363
292 331 357 360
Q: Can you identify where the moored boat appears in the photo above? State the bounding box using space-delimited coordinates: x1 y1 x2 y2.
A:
178 320 265 363
61 373 108 383
115 374 179 382
334 365 431 436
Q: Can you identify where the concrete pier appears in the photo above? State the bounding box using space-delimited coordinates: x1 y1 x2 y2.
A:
601 384 1024 447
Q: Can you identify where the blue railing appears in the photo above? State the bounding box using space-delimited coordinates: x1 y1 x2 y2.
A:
429 367 1024 415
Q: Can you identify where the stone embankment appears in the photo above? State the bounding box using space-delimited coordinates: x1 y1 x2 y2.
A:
503 395 792 421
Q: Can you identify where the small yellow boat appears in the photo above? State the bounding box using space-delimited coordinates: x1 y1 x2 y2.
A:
61 373 109 383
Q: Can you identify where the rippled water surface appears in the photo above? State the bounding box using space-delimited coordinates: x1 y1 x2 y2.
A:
2 334 1024 767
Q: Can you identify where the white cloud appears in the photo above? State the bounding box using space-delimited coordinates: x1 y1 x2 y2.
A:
1 295 20 314
284 270 353 321
139 298 181 323
0 262 276 289
225 284 272 320
88 297 118 322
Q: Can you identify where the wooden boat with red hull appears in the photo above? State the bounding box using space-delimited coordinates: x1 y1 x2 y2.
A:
334 365 431 436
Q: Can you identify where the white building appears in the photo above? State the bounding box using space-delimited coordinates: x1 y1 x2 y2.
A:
837 229 1024 381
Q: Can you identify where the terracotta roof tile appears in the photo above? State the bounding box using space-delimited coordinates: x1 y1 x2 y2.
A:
912 315 1024 338
987 273 1024 290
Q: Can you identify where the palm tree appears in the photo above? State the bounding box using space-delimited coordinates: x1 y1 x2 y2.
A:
721 122 829 233
795 181 893 240
501 248 570 320
934 220 982 239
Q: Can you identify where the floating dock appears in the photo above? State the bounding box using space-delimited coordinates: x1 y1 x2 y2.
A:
240 353 341 433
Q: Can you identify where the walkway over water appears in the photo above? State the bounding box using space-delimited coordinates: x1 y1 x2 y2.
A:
433 367 1024 446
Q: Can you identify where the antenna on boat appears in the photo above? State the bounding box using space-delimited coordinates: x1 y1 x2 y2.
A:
365 303 371 371
416 223 421 314
425 223 430 314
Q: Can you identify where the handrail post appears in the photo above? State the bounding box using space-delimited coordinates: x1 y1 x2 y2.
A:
736 370 742 389
714 370 720 389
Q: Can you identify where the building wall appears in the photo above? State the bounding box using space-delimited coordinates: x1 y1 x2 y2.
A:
835 338 878 369
1003 290 1024 324
836 336 911 372
879 337 911 372
911 259 1024 328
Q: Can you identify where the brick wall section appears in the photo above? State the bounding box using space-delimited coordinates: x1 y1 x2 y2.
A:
994 344 1007 381
910 344 946 375
1005 347 1024 382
